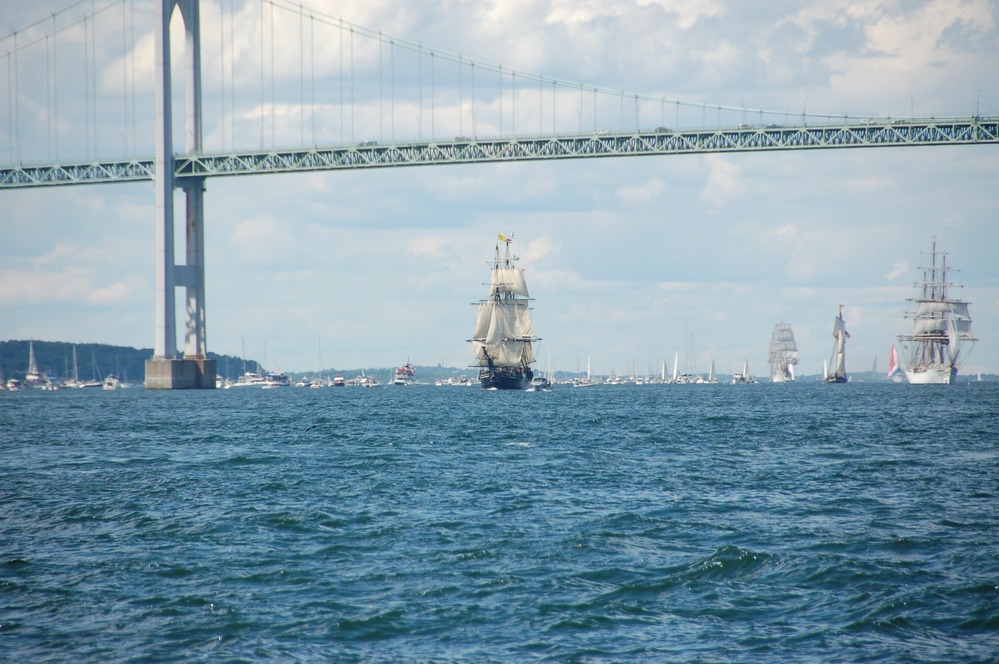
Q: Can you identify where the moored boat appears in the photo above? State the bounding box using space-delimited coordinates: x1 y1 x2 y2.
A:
25 341 44 386
226 371 266 387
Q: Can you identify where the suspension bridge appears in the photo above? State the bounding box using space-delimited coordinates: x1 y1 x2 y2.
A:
3 0 997 388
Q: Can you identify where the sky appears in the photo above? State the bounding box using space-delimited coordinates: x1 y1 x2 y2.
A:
1 0 997 378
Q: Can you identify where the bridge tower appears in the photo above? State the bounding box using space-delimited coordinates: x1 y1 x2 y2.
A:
145 0 216 388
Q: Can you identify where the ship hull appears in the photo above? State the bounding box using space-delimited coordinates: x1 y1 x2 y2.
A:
905 364 956 385
824 375 847 384
479 366 533 390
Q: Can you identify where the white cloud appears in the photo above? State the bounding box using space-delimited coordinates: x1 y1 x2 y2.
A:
228 216 299 262
86 278 143 305
700 155 747 207
886 260 909 281
616 178 665 205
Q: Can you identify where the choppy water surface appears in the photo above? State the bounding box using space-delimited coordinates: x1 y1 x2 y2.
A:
2 383 997 661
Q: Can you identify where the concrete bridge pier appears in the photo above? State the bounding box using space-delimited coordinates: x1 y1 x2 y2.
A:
145 0 215 389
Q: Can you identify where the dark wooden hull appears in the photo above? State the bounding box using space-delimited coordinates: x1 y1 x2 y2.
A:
479 366 533 390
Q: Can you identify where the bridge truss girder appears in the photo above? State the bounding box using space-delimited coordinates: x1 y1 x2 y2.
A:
1 117 996 188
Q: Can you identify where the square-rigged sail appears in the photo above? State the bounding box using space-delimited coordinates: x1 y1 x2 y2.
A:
898 239 976 384
470 236 539 390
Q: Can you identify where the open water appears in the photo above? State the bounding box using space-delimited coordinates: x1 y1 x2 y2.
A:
1 382 997 662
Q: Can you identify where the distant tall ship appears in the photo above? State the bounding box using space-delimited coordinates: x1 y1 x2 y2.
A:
768 323 799 382
824 305 849 383
470 234 539 390
898 239 976 384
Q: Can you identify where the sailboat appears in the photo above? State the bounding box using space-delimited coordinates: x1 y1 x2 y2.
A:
704 359 717 384
768 323 799 382
824 305 850 383
886 344 905 382
732 359 755 384
470 234 539 390
897 239 976 384
25 340 43 386
573 357 594 387
63 345 82 388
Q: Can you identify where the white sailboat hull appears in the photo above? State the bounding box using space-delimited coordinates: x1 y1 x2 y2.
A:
905 364 957 385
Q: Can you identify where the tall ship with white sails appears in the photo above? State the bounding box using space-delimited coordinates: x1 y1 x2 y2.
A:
768 323 799 382
470 234 539 390
824 305 849 383
898 239 975 384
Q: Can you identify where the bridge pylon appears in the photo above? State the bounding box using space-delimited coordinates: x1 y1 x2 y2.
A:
145 0 216 389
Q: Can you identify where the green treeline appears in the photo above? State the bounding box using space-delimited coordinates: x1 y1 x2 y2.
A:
0 340 255 384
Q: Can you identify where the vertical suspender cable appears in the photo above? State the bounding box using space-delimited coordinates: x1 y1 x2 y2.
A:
378 31 382 142
12 31 19 162
349 27 354 144
417 45 422 140
6 50 12 163
311 14 315 145
130 0 136 153
53 14 60 160
122 0 127 154
299 2 303 146
538 76 542 135
229 0 234 148
46 34 51 159
510 72 517 136
339 18 343 144
91 1 97 157
430 51 434 140
269 0 274 147
219 0 225 151
83 18 90 157
498 65 502 136
259 0 264 148
390 39 393 143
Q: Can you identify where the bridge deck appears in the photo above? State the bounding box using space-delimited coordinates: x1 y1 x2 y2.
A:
2 117 996 189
